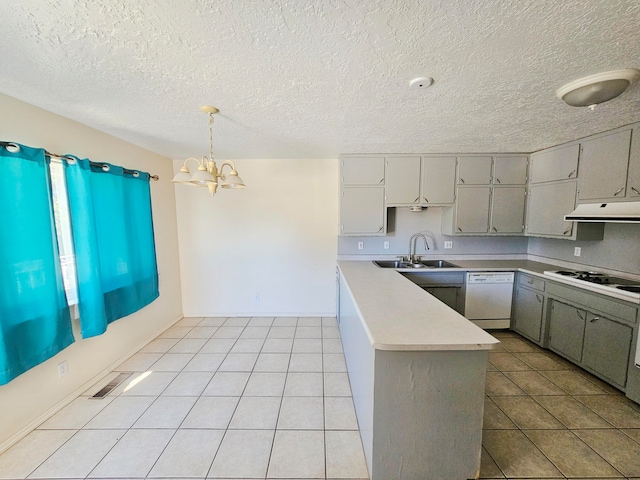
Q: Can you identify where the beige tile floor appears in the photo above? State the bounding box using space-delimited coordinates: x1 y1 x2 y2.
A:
3 321 640 480
0 317 369 480
482 330 640 480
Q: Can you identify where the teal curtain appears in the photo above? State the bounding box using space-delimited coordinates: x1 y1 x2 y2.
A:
0 144 75 385
64 158 159 338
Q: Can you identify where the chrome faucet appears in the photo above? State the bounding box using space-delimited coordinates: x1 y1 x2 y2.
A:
408 233 430 263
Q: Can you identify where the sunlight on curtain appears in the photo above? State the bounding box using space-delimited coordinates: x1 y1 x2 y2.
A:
0 144 75 385
64 158 159 338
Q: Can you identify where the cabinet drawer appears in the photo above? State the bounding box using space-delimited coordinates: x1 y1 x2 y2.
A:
547 282 638 324
518 273 545 292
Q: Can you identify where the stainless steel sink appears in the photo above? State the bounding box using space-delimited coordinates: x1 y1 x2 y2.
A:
373 260 458 269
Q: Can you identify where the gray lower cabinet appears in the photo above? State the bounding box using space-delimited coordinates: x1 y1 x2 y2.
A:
582 313 633 388
546 282 637 391
512 286 545 344
423 286 460 313
548 299 586 363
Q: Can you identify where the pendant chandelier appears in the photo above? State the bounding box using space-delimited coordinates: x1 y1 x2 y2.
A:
171 106 245 196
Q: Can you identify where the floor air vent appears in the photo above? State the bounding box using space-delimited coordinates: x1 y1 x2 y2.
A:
90 372 132 399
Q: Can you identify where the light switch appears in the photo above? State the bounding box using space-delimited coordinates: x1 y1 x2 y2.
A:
358 242 364 250
574 247 581 257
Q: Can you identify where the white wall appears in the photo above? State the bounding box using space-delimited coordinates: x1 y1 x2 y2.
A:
0 93 183 449
175 158 338 316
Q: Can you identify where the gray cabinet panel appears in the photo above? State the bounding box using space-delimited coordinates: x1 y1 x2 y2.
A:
526 181 576 237
341 156 385 185
549 300 585 363
583 313 632 388
423 286 462 313
454 187 490 233
340 187 386 235
578 129 631 201
457 156 492 185
421 156 456 205
491 186 526 233
513 286 544 343
386 156 421 205
628 126 640 198
530 144 579 184
493 156 528 185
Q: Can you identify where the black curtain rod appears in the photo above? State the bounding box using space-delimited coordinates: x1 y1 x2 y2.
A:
1 141 159 181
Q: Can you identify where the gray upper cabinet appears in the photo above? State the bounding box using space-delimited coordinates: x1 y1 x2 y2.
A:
385 156 421 206
491 186 526 233
420 156 456 205
493 156 528 185
453 187 491 233
578 129 632 201
626 125 640 198
341 156 385 186
457 156 492 185
526 181 577 238
529 144 579 184
340 187 386 235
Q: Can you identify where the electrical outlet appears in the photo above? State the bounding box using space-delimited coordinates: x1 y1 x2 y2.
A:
444 241 453 249
383 241 390 249
58 361 68 377
253 293 260 302
357 241 364 250
574 247 581 257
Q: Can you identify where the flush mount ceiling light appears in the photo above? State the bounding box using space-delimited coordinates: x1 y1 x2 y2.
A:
409 77 434 90
556 69 640 108
171 105 245 196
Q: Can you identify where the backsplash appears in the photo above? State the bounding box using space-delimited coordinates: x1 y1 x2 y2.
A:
528 223 640 276
338 207 528 256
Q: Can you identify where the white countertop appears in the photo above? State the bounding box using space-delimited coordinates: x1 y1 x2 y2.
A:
337 261 500 352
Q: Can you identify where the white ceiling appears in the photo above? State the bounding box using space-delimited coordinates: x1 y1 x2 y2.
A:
1 1 639 160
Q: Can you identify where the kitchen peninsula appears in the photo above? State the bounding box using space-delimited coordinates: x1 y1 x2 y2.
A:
337 260 499 480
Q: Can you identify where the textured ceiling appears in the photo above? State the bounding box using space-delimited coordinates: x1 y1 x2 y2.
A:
1 1 639 159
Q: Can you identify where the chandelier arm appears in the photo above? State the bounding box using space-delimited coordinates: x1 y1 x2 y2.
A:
182 157 206 169
218 160 237 176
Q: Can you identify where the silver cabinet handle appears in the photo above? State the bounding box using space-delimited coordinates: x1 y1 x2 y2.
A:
378 226 383 232
568 169 576 178
379 178 384 184
576 310 584 320
457 227 463 232
495 178 501 184
563 226 572 235
632 186 640 195
423 197 429 203
492 227 498 232
613 187 624 196
414 196 420 202
535 294 543 303
459 178 465 184
590 316 600 323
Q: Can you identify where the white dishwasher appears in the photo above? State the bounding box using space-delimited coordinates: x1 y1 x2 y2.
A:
464 272 514 329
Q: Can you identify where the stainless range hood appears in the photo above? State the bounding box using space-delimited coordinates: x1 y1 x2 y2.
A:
565 201 640 223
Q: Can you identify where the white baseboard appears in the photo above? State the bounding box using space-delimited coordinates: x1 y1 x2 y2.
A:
0 313 183 455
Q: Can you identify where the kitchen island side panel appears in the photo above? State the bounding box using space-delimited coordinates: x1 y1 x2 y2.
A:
372 349 487 480
338 275 375 477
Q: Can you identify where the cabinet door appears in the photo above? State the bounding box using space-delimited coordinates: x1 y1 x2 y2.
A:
341 156 385 185
423 287 461 313
457 156 492 185
582 313 632 388
385 156 421 205
526 181 577 238
529 144 579 184
512 286 544 343
491 187 526 234
578 129 631 201
548 300 585 363
455 187 490 233
493 156 528 185
627 126 640 198
420 156 456 205
340 187 386 235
